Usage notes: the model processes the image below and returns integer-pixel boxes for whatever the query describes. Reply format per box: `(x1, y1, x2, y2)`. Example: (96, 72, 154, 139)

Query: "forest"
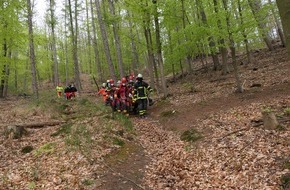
(0, 0, 290, 189)
(0, 0, 288, 97)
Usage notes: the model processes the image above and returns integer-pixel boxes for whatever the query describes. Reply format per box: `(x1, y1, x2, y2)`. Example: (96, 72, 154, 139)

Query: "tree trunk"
(94, 0, 117, 82)
(238, 0, 252, 64)
(152, 0, 168, 97)
(276, 0, 290, 58)
(0, 40, 8, 98)
(27, 0, 39, 98)
(127, 11, 138, 76)
(223, 0, 243, 93)
(64, 0, 69, 86)
(268, 0, 286, 47)
(213, 0, 229, 74)
(248, 0, 274, 51)
(90, 0, 103, 81)
(49, 0, 59, 86)
(85, 0, 92, 74)
(74, 0, 82, 90)
(181, 0, 193, 73)
(4, 48, 11, 97)
(197, 0, 220, 71)
(68, 0, 82, 91)
(168, 30, 176, 82)
(108, 0, 124, 78)
(142, 0, 155, 89)
(143, 24, 156, 90)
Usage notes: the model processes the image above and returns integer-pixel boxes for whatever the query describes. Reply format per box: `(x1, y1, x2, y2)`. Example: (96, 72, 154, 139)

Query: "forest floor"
(0, 47, 290, 190)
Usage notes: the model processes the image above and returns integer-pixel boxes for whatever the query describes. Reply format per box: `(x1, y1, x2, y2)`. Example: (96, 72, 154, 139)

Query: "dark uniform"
(133, 74, 153, 117)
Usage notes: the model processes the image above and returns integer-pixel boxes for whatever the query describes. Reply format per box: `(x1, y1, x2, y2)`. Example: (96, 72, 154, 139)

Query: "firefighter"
(116, 77, 129, 115)
(98, 83, 108, 103)
(56, 84, 64, 98)
(133, 74, 153, 118)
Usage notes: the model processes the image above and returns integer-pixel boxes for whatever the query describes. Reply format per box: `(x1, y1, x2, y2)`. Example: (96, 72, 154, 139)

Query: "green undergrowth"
(180, 128, 203, 143)
(26, 91, 137, 164)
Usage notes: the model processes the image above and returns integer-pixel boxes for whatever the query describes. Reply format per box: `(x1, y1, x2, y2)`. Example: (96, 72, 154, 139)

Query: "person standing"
(56, 84, 64, 98)
(133, 74, 153, 118)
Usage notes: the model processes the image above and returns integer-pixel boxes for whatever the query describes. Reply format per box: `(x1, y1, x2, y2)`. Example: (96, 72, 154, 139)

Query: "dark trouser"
(137, 98, 148, 116)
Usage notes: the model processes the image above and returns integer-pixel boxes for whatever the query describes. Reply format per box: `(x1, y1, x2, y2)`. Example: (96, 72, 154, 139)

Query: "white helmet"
(137, 73, 143, 78)
(102, 83, 106, 87)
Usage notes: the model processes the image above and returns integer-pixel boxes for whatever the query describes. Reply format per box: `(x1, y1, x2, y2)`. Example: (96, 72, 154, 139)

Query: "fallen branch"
(217, 126, 251, 141)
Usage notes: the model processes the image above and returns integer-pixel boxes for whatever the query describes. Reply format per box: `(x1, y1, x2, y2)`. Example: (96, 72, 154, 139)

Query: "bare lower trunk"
(94, 0, 116, 81)
(153, 0, 167, 97)
(49, 0, 59, 86)
(27, 0, 39, 98)
(223, 0, 243, 93)
(108, 0, 124, 78)
(127, 11, 138, 75)
(276, 0, 290, 58)
(248, 0, 274, 51)
(90, 0, 103, 81)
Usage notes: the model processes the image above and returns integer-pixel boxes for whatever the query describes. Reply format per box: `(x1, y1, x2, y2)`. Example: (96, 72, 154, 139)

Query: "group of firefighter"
(98, 73, 153, 118)
(56, 84, 78, 100)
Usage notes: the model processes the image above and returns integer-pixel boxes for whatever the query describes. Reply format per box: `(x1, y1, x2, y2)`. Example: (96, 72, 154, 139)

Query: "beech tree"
(27, 0, 39, 98)
(276, 0, 290, 58)
(67, 0, 82, 91)
(94, 0, 116, 82)
(47, 0, 59, 86)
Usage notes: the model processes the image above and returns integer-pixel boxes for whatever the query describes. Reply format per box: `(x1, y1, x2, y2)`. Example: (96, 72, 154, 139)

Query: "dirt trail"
(108, 48, 290, 189)
(150, 81, 290, 132)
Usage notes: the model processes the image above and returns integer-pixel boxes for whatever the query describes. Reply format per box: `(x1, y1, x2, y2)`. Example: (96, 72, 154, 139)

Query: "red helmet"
(109, 79, 114, 84)
(121, 77, 126, 83)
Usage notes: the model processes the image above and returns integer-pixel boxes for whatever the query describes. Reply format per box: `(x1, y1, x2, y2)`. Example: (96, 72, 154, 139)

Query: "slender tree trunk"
(223, 0, 243, 93)
(168, 30, 176, 82)
(248, 0, 274, 51)
(74, 0, 82, 90)
(153, 0, 167, 97)
(143, 24, 156, 89)
(0, 40, 8, 98)
(90, 0, 103, 81)
(142, 0, 155, 89)
(197, 0, 220, 71)
(175, 27, 184, 77)
(64, 0, 69, 86)
(49, 0, 59, 86)
(68, 0, 82, 91)
(271, 0, 286, 47)
(213, 0, 229, 75)
(148, 25, 159, 87)
(94, 0, 116, 81)
(276, 0, 290, 59)
(127, 10, 138, 76)
(181, 0, 193, 73)
(108, 0, 124, 78)
(238, 0, 251, 64)
(4, 48, 11, 97)
(85, 0, 92, 74)
(14, 51, 18, 91)
(27, 0, 39, 98)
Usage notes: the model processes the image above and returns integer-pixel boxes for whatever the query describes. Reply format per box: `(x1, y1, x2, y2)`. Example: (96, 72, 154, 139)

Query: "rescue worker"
(98, 83, 108, 103)
(64, 84, 78, 100)
(106, 79, 117, 111)
(133, 74, 153, 118)
(56, 84, 64, 98)
(64, 85, 72, 100)
(116, 77, 129, 115)
(70, 84, 78, 98)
